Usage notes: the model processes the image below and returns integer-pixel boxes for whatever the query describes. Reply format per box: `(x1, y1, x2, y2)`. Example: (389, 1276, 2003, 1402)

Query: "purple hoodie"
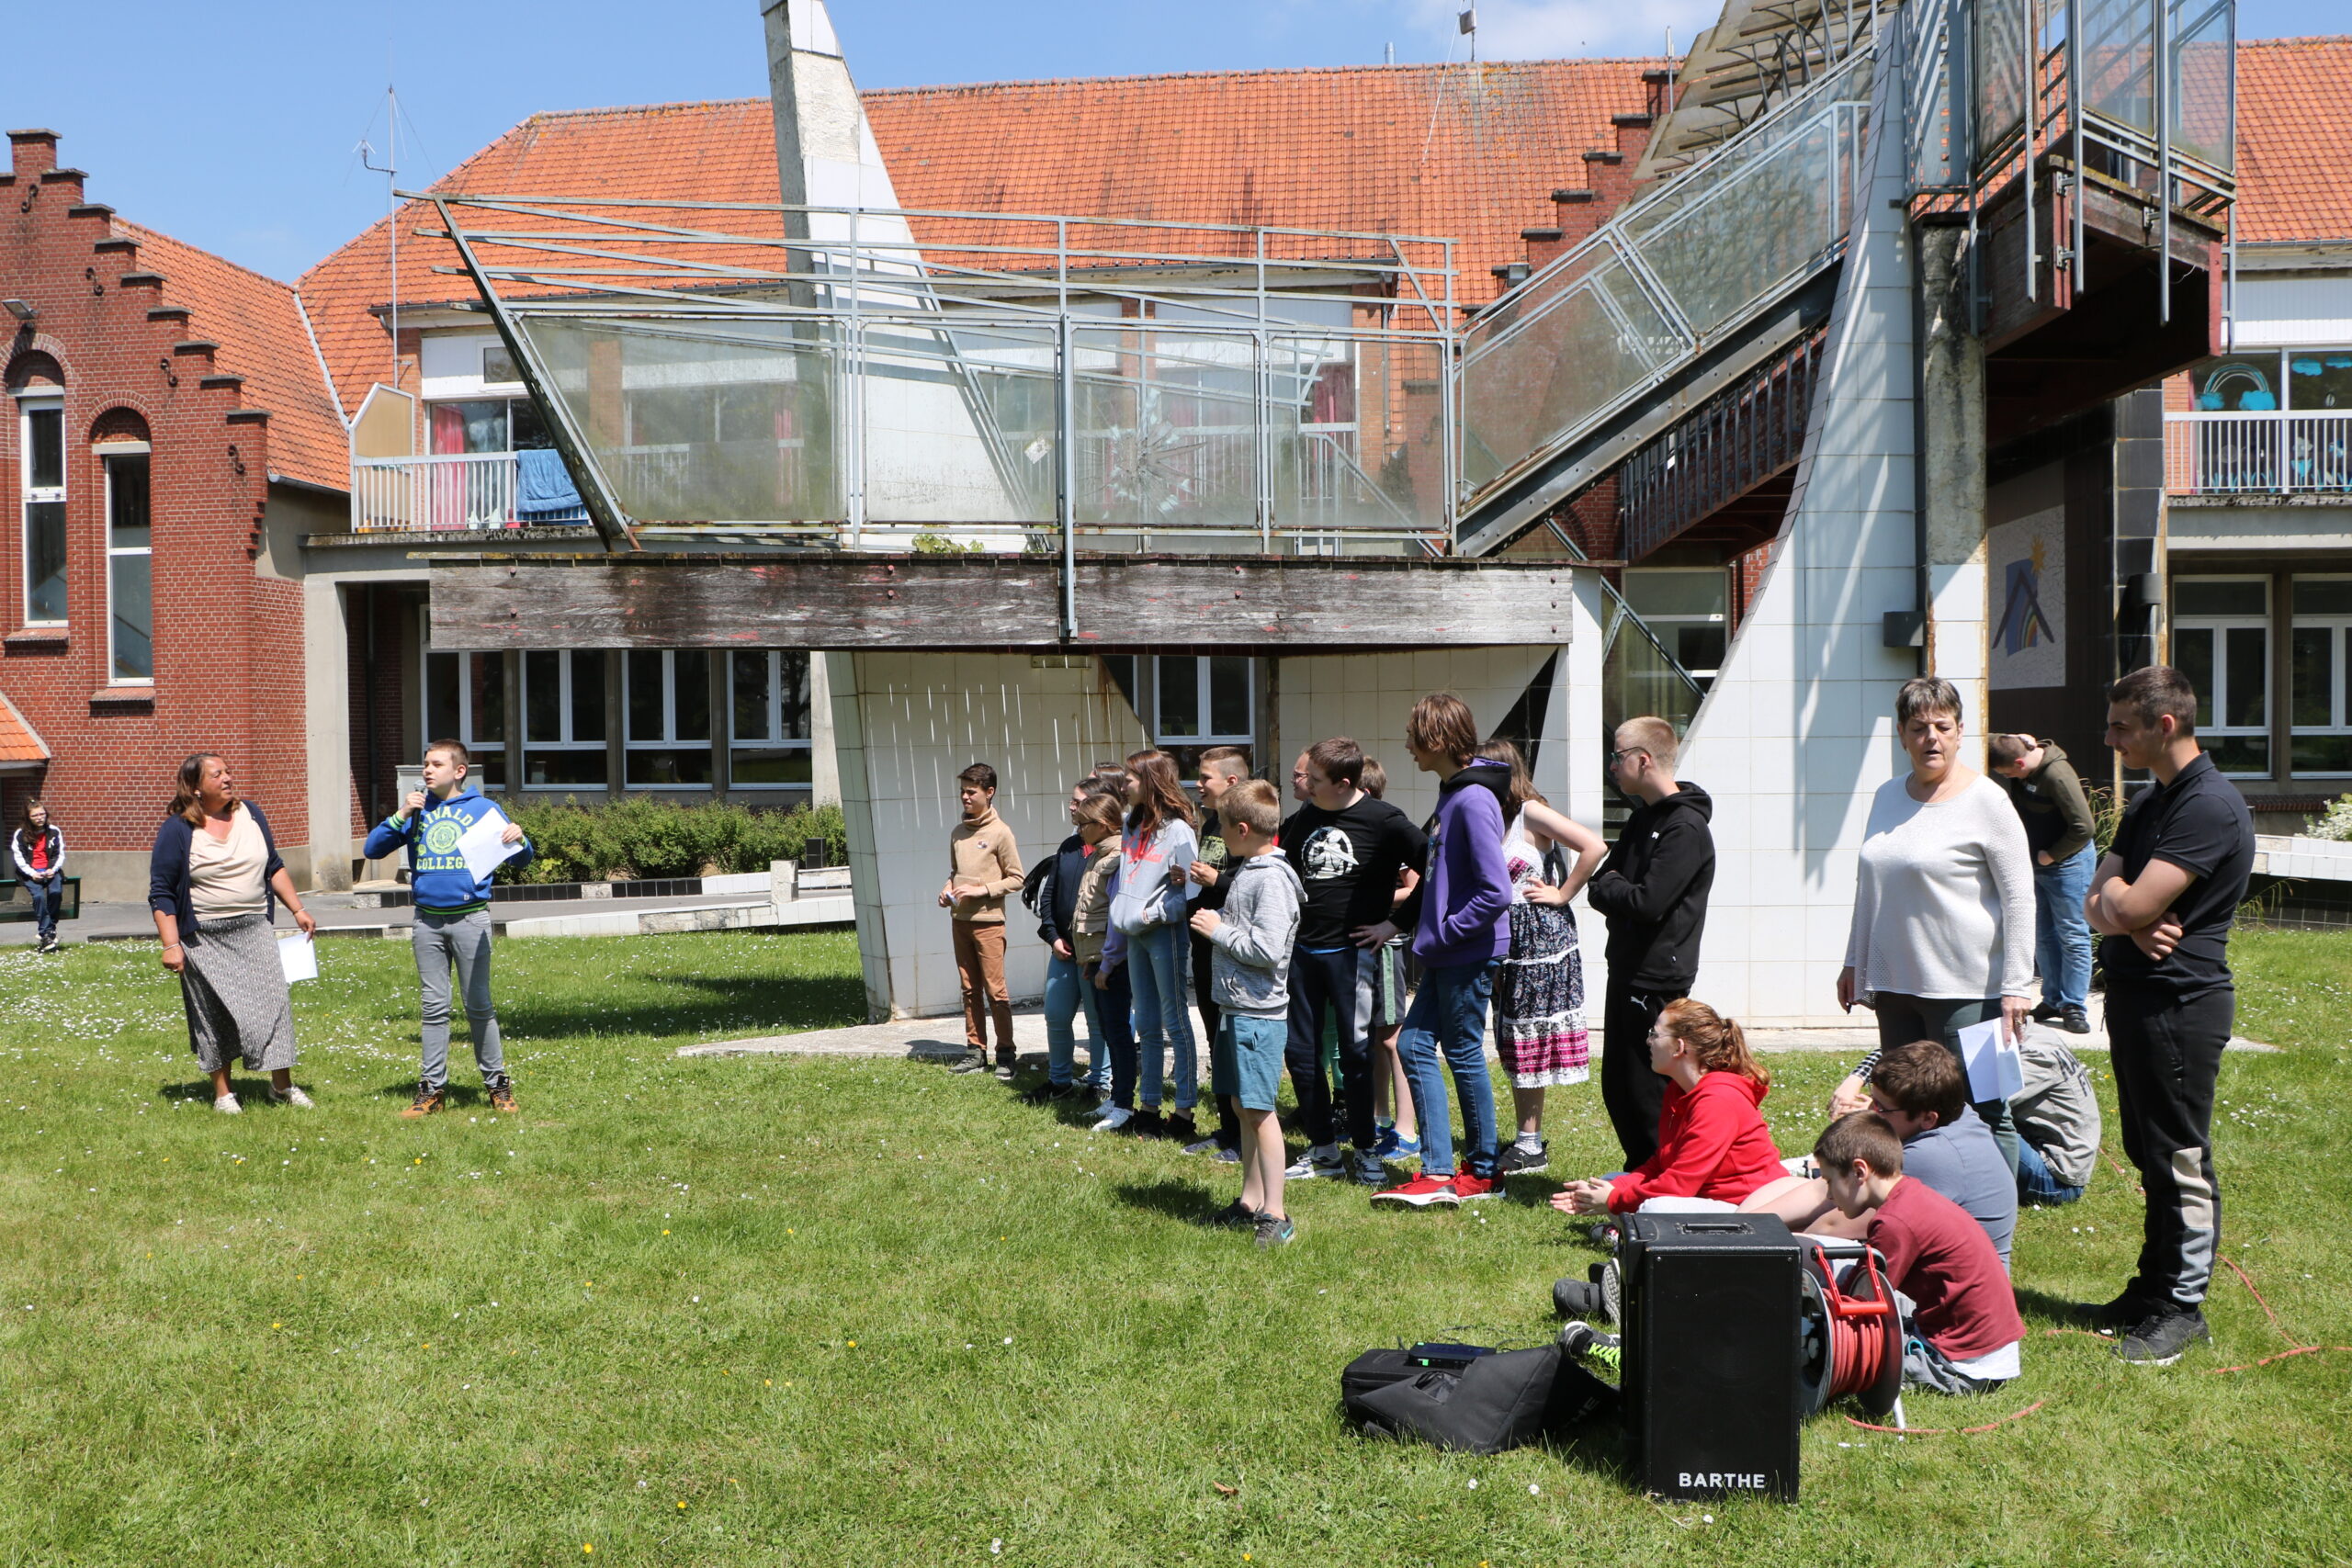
(1408, 760, 1513, 967)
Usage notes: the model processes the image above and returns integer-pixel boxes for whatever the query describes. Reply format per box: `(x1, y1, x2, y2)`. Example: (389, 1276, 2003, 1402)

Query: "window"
(1154, 655, 1253, 746)
(19, 398, 63, 624)
(1622, 568, 1730, 685)
(2290, 575, 2352, 777)
(427, 397, 551, 457)
(482, 344, 520, 386)
(2171, 576, 2268, 777)
(103, 450, 152, 682)
(625, 649, 713, 786)
(730, 650, 813, 787)
(522, 649, 610, 789)
(2287, 352, 2352, 412)
(424, 649, 511, 789)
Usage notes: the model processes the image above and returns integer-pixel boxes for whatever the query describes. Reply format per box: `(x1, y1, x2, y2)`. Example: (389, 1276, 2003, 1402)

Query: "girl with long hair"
(1549, 998, 1781, 1215)
(10, 799, 66, 953)
(1107, 750, 1202, 1140)
(1473, 739, 1607, 1177)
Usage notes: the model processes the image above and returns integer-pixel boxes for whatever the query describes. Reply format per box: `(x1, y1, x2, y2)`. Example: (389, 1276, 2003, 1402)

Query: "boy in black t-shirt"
(2077, 665, 2255, 1366)
(1280, 736, 1430, 1186)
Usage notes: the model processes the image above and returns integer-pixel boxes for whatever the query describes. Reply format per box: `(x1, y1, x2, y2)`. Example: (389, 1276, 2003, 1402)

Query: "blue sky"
(6, 0, 2338, 281)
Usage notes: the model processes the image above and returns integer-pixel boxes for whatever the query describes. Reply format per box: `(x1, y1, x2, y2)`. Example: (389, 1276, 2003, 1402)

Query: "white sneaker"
(1093, 1105, 1134, 1133)
(213, 1094, 243, 1115)
(1283, 1145, 1345, 1180)
(272, 1086, 316, 1109)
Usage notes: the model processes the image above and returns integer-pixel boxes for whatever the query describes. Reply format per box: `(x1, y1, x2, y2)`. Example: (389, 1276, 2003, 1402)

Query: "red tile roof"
(114, 220, 349, 491)
(297, 60, 1664, 417)
(2234, 37, 2352, 245)
(0, 688, 49, 766)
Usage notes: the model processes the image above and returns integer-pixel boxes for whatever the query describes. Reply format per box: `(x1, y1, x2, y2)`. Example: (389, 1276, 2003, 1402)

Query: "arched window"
(8, 352, 65, 626)
(93, 408, 153, 682)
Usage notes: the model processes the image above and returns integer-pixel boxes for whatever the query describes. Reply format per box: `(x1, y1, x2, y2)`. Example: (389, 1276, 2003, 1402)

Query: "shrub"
(2306, 793, 2352, 842)
(495, 797, 847, 885)
(2083, 783, 2127, 857)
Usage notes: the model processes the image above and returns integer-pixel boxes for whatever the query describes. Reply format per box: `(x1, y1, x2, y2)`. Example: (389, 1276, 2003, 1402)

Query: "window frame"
(1151, 654, 1255, 747)
(728, 649, 815, 791)
(623, 649, 715, 789)
(520, 649, 612, 791)
(100, 445, 153, 684)
(18, 394, 65, 626)
(2290, 573, 2352, 779)
(2170, 573, 2271, 778)
(1620, 566, 1732, 685)
(420, 641, 512, 791)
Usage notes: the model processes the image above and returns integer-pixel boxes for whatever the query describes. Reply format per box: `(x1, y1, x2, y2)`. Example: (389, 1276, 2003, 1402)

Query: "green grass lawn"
(2, 926, 2347, 1564)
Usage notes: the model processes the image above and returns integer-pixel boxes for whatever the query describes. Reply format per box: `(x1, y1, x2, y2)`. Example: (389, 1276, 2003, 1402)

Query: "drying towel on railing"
(515, 447, 586, 518)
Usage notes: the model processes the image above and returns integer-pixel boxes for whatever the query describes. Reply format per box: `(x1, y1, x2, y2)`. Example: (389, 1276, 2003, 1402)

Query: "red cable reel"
(1796, 1238, 1905, 1417)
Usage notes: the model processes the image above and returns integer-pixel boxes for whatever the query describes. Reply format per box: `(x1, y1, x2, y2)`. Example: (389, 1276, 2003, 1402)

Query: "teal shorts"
(1216, 1013, 1288, 1112)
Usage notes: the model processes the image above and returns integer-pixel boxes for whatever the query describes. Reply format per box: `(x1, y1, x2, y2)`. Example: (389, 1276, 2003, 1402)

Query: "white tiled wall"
(1674, 68, 1922, 1028)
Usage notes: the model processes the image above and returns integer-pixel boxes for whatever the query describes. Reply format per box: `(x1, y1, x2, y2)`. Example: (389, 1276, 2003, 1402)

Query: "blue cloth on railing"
(515, 448, 586, 519)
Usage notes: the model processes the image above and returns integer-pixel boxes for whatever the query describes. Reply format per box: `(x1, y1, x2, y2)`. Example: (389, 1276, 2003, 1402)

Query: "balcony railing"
(351, 451, 591, 532)
(2165, 410, 2352, 496)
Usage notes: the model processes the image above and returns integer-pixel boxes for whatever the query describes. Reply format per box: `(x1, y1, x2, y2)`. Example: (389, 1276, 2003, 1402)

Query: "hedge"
(491, 797, 847, 886)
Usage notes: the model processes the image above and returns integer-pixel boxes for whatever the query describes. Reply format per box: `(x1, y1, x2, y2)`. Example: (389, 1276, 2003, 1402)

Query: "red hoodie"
(1607, 1071, 1783, 1213)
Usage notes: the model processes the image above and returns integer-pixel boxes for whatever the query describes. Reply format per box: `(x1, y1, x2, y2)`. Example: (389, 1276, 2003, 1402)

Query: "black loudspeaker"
(1619, 1211, 1804, 1502)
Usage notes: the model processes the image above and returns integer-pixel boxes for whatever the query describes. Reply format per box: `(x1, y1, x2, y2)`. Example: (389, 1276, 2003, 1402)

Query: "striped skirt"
(180, 912, 299, 1075)
(1495, 899, 1590, 1088)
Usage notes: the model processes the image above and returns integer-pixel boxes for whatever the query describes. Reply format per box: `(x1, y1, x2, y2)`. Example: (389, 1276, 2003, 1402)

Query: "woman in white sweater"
(1833, 677, 2035, 1173)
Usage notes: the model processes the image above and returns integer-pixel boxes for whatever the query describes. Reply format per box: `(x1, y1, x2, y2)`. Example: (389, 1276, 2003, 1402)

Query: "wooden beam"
(425, 554, 1578, 654)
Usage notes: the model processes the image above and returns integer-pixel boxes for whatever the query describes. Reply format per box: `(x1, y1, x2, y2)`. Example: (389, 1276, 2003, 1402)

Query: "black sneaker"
(2117, 1308, 2211, 1365)
(1210, 1198, 1257, 1229)
(2061, 1005, 2092, 1035)
(1120, 1109, 1164, 1139)
(949, 1052, 991, 1075)
(1253, 1212, 1296, 1248)
(2030, 1002, 2064, 1024)
(2070, 1292, 2156, 1334)
(1017, 1080, 1071, 1105)
(1553, 1278, 1605, 1318)
(1557, 1321, 1621, 1381)
(1161, 1112, 1199, 1145)
(1497, 1141, 1549, 1176)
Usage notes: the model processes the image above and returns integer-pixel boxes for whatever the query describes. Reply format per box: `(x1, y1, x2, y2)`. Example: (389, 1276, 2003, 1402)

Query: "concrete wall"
(1672, 71, 1921, 1027)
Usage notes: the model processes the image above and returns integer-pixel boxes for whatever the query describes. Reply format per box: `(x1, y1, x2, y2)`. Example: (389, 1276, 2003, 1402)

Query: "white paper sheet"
(455, 806, 527, 882)
(277, 931, 319, 984)
(1957, 1015, 2024, 1102)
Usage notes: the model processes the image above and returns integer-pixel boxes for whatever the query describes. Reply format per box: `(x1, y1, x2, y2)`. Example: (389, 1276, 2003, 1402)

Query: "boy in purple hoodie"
(1371, 693, 1515, 1208)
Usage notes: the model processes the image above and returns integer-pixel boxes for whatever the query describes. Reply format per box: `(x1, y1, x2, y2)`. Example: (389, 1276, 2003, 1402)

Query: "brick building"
(0, 130, 347, 898)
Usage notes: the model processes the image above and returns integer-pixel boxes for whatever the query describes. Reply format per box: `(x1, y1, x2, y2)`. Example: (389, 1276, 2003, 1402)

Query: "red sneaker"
(1448, 1172, 1498, 1201)
(1372, 1173, 1461, 1208)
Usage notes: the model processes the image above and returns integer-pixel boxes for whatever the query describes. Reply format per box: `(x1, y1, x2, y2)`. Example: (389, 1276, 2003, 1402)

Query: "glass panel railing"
(1456, 51, 1870, 508)
(1973, 0, 2030, 164)
(2169, 0, 2234, 173)
(2078, 0, 2157, 137)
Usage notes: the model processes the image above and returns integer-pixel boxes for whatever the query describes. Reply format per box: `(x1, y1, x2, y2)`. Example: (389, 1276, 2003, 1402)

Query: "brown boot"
(400, 1085, 447, 1119)
(487, 1077, 519, 1115)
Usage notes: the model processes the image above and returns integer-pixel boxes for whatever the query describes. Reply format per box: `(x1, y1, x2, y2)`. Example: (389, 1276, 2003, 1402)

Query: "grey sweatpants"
(413, 908, 506, 1089)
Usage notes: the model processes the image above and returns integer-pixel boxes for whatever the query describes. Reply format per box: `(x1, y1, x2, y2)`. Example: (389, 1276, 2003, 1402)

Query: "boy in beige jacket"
(940, 762, 1026, 1077)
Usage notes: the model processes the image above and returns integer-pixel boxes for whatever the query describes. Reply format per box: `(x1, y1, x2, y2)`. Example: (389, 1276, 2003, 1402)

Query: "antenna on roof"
(358, 85, 399, 393)
(1385, 41, 1395, 65)
(1458, 7, 1477, 63)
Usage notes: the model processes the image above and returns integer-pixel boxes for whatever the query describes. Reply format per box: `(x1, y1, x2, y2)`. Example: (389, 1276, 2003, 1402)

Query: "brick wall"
(0, 131, 317, 875)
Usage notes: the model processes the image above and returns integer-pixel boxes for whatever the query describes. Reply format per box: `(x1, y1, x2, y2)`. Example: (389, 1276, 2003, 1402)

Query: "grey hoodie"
(1204, 852, 1305, 1020)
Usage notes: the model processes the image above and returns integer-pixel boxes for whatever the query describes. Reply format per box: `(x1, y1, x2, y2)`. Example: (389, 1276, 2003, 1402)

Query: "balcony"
(2165, 410, 2352, 498)
(350, 450, 591, 533)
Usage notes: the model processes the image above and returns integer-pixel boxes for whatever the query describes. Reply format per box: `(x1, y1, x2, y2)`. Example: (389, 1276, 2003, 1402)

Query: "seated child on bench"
(1815, 1111, 2024, 1394)
(1550, 999, 1784, 1218)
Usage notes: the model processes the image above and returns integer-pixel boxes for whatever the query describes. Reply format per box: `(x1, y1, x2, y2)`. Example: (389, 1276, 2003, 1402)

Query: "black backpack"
(1341, 1344, 1616, 1455)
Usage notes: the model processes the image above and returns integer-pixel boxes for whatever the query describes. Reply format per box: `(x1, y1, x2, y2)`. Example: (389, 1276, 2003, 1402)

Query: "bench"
(0, 876, 81, 923)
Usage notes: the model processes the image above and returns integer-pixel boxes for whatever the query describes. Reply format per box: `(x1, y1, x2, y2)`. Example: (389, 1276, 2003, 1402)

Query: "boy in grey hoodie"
(1190, 779, 1305, 1247)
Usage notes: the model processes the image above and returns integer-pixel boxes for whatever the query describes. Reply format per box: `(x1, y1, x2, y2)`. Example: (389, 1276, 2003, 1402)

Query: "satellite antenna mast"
(359, 85, 399, 390)
(1459, 6, 1477, 63)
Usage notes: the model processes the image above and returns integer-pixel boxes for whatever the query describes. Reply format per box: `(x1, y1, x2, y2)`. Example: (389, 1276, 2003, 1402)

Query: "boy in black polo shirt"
(2076, 665, 2255, 1365)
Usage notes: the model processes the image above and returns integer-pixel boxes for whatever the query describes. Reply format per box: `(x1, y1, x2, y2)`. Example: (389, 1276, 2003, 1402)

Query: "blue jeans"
(28, 874, 62, 942)
(1396, 958, 1500, 1180)
(2033, 844, 2096, 1010)
(1126, 924, 1197, 1112)
(1043, 953, 1108, 1089)
(2016, 1138, 2086, 1206)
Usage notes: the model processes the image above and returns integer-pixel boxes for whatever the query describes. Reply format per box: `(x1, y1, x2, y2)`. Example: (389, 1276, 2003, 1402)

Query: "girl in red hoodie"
(1551, 999, 1783, 1215)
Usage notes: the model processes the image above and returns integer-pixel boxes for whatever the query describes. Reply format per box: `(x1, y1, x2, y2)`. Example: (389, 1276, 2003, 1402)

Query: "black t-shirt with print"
(1194, 809, 1235, 913)
(2098, 752, 2255, 999)
(1281, 796, 1428, 949)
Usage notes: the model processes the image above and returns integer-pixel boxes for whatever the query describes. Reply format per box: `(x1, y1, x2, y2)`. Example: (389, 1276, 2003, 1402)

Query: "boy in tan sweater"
(940, 762, 1026, 1077)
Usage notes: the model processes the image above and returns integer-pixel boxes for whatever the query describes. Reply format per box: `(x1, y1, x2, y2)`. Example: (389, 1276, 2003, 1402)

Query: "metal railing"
(409, 192, 1459, 560)
(2165, 409, 2352, 495)
(350, 451, 591, 532)
(1454, 48, 1874, 514)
